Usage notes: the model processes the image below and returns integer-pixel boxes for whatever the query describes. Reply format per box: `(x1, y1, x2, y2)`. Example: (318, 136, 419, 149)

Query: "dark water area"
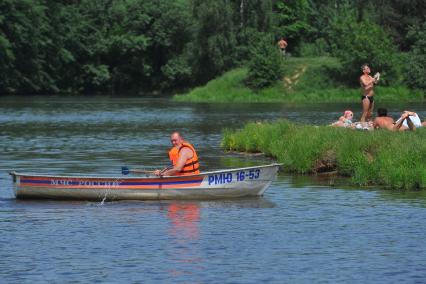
(1, 96, 426, 283)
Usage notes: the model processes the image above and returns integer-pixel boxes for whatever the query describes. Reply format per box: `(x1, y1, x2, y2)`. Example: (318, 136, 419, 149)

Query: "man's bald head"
(170, 132, 184, 147)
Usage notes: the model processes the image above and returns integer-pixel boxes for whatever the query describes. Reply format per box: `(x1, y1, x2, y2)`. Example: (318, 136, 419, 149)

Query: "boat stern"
(9, 171, 20, 197)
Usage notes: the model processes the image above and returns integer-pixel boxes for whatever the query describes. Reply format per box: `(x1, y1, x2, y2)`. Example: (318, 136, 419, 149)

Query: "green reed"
(222, 120, 426, 190)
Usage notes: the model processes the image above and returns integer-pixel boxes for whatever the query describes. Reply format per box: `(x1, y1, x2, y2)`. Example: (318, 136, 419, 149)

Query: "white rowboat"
(10, 164, 281, 201)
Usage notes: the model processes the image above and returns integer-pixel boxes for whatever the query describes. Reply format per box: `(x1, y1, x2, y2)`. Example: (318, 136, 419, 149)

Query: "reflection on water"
(168, 203, 200, 240)
(167, 202, 202, 279)
(162, 198, 277, 281)
(1, 97, 426, 283)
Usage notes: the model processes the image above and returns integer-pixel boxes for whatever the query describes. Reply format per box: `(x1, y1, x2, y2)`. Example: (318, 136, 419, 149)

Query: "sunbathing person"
(373, 108, 395, 130)
(331, 110, 353, 127)
(393, 111, 422, 131)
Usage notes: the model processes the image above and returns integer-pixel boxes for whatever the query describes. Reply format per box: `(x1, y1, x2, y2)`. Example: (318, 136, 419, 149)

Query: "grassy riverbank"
(222, 120, 426, 190)
(174, 57, 424, 103)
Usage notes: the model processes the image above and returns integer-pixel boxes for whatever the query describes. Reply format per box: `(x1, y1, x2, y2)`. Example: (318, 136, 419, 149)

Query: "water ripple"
(1, 97, 426, 283)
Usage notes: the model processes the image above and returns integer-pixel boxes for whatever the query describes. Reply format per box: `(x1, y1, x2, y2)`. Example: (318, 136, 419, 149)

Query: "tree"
(329, 16, 398, 85)
(0, 0, 58, 93)
(272, 0, 311, 53)
(190, 0, 237, 83)
(245, 34, 283, 89)
(406, 22, 426, 91)
(230, 0, 273, 62)
(370, 0, 426, 51)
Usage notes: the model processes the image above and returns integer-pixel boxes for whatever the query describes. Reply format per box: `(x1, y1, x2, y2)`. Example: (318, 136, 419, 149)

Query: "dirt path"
(282, 65, 307, 90)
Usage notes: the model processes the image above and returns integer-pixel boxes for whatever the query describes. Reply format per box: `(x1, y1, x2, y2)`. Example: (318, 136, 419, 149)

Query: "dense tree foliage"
(272, 0, 311, 53)
(190, 0, 237, 83)
(330, 18, 398, 86)
(245, 34, 283, 89)
(0, 0, 425, 95)
(406, 22, 426, 91)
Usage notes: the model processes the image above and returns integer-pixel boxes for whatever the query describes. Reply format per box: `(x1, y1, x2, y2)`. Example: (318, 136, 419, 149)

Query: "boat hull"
(10, 164, 280, 201)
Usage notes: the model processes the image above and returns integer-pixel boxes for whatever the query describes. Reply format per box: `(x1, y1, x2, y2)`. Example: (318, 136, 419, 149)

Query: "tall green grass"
(173, 57, 425, 103)
(222, 120, 426, 190)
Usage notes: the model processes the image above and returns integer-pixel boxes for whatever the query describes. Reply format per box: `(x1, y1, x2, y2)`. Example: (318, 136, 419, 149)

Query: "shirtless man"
(278, 38, 288, 57)
(360, 64, 380, 122)
(373, 108, 394, 130)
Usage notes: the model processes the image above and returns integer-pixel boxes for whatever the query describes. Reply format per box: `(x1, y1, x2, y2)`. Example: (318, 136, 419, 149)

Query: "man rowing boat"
(154, 132, 200, 176)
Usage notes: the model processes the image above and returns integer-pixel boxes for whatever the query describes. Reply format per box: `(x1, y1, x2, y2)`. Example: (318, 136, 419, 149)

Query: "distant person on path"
(278, 37, 288, 58)
(154, 132, 200, 176)
(360, 64, 380, 122)
(373, 108, 394, 130)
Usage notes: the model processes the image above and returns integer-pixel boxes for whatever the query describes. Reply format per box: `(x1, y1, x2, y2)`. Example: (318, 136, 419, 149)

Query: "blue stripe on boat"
(20, 179, 203, 186)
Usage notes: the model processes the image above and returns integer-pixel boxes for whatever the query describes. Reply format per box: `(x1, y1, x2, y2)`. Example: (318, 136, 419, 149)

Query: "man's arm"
(373, 118, 380, 129)
(406, 116, 416, 131)
(393, 112, 417, 131)
(404, 112, 417, 131)
(360, 75, 375, 88)
(393, 113, 407, 130)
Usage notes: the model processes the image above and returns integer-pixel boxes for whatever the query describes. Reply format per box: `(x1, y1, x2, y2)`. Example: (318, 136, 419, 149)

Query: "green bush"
(245, 34, 284, 89)
(406, 22, 426, 92)
(298, 38, 331, 57)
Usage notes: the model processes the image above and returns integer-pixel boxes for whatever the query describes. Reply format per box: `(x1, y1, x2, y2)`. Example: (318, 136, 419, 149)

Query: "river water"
(1, 96, 426, 283)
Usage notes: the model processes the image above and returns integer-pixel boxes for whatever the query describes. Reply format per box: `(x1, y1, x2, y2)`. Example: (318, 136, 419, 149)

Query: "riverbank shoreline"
(173, 57, 425, 103)
(222, 120, 426, 190)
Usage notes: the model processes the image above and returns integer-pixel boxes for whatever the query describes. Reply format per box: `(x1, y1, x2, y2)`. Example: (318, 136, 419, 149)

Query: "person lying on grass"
(393, 111, 425, 131)
(373, 108, 395, 130)
(331, 110, 353, 128)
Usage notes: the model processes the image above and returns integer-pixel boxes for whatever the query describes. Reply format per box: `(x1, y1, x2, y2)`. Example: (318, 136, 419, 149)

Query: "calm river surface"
(1, 96, 426, 283)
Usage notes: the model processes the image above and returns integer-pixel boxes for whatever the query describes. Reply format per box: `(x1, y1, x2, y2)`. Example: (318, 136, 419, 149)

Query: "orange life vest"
(168, 142, 200, 175)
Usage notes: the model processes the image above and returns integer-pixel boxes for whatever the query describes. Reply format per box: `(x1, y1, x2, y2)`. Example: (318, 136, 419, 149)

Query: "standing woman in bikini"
(360, 64, 380, 122)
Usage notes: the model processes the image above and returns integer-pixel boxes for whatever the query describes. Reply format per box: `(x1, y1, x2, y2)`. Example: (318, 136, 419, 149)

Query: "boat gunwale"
(9, 163, 282, 180)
